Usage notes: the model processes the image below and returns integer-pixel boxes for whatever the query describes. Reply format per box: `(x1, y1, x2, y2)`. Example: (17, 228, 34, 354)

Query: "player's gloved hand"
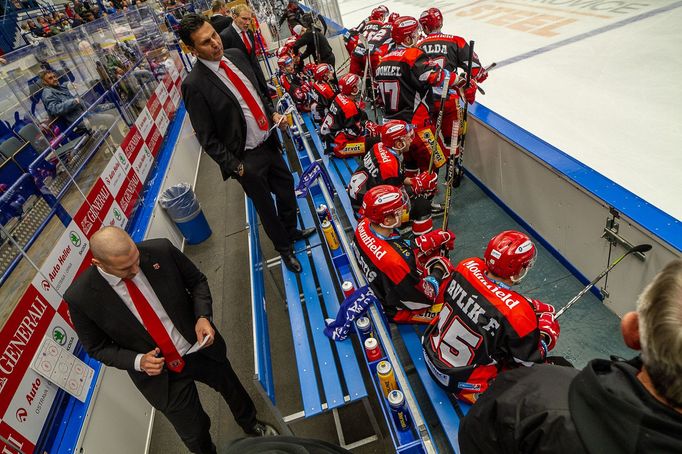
(415, 229, 456, 257)
(473, 66, 488, 83)
(412, 171, 438, 195)
(365, 121, 380, 136)
(530, 299, 555, 314)
(357, 99, 367, 110)
(464, 81, 477, 104)
(538, 312, 560, 351)
(424, 255, 455, 280)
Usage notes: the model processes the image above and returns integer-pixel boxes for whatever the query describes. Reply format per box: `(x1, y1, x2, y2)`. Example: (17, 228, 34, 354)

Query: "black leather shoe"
(290, 227, 316, 241)
(281, 253, 302, 273)
(245, 420, 279, 437)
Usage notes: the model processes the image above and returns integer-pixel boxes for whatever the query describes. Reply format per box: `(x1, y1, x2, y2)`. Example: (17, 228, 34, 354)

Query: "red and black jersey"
(311, 81, 337, 120)
(279, 72, 310, 111)
(418, 33, 482, 75)
(352, 218, 434, 319)
(375, 47, 443, 124)
(367, 24, 394, 57)
(319, 93, 367, 139)
(347, 143, 403, 211)
(352, 20, 384, 59)
(423, 257, 543, 395)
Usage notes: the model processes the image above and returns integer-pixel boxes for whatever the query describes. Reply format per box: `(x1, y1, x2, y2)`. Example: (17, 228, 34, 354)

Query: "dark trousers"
(161, 353, 257, 454)
(237, 140, 298, 254)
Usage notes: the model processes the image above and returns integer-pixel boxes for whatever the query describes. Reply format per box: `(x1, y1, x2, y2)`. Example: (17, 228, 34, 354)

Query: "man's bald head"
(91, 227, 140, 279)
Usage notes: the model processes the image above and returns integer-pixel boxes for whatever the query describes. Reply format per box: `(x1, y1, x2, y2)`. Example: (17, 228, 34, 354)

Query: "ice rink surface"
(337, 0, 682, 221)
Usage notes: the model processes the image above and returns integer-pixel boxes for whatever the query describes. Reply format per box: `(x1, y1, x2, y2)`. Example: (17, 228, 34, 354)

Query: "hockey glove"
(424, 255, 455, 280)
(464, 81, 477, 104)
(415, 229, 456, 257)
(530, 299, 555, 315)
(472, 66, 488, 83)
(538, 312, 560, 351)
(412, 171, 438, 195)
(365, 121, 381, 136)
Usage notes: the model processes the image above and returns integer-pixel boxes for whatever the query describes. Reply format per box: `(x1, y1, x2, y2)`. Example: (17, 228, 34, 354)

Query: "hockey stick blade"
(555, 243, 652, 319)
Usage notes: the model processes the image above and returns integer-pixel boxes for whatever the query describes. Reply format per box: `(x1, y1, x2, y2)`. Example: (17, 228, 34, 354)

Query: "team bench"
(299, 112, 472, 453)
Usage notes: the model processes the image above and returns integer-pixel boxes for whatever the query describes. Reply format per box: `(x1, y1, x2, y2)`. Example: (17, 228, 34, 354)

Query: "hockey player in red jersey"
(310, 63, 337, 121)
(278, 54, 311, 112)
(347, 6, 388, 76)
(418, 7, 486, 141)
(347, 120, 438, 235)
(375, 16, 449, 173)
(319, 73, 380, 158)
(422, 230, 561, 404)
(352, 185, 455, 324)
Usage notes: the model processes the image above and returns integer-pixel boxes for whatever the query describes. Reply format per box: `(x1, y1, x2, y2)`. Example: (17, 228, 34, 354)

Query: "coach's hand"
(195, 317, 215, 347)
(273, 112, 288, 131)
(141, 348, 164, 376)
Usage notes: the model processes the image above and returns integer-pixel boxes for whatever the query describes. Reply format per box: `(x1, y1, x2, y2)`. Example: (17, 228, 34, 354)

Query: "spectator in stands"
(64, 2, 75, 18)
(70, 13, 84, 27)
(25, 19, 44, 37)
(460, 259, 682, 453)
(40, 70, 117, 134)
(278, 0, 304, 34)
(64, 227, 279, 454)
(209, 0, 232, 34)
(179, 13, 314, 273)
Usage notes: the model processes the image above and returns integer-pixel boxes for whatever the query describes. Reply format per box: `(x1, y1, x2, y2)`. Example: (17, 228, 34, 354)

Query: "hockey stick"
(427, 71, 452, 173)
(358, 33, 380, 121)
(554, 243, 653, 319)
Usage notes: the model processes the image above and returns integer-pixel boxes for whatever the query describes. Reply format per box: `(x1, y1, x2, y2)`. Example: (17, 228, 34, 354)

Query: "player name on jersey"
(375, 66, 402, 77)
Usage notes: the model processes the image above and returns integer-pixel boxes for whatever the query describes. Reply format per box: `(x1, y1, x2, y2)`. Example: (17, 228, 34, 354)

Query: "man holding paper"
(65, 226, 277, 454)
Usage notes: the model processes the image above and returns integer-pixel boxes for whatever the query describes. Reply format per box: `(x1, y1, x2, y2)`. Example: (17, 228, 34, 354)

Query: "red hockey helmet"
(371, 5, 389, 21)
(380, 120, 414, 149)
(277, 46, 292, 58)
(313, 63, 334, 82)
(278, 55, 293, 69)
(419, 8, 443, 33)
(338, 73, 361, 96)
(484, 230, 537, 283)
(361, 185, 410, 227)
(387, 12, 400, 25)
(392, 16, 420, 46)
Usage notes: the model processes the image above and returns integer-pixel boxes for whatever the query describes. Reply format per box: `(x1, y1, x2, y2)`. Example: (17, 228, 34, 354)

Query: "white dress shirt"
(232, 22, 252, 50)
(97, 267, 192, 371)
(198, 56, 269, 150)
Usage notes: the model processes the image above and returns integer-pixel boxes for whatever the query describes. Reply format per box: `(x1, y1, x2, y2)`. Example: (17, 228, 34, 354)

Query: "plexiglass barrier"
(0, 6, 188, 453)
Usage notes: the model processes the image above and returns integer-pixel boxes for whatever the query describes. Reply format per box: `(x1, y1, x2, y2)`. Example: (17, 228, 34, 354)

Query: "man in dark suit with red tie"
(179, 13, 314, 272)
(219, 4, 268, 96)
(64, 227, 278, 454)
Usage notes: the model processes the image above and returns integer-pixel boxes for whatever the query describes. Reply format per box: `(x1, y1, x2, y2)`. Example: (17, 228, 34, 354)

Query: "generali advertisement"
(0, 68, 182, 452)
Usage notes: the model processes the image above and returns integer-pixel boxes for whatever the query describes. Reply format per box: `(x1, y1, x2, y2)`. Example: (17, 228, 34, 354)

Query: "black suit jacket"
(210, 14, 233, 34)
(64, 238, 227, 409)
(181, 49, 277, 181)
(219, 25, 268, 95)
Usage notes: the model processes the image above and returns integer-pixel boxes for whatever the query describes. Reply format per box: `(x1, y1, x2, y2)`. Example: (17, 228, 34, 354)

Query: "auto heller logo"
(41, 279, 51, 291)
(114, 208, 122, 221)
(16, 407, 28, 422)
(70, 231, 82, 247)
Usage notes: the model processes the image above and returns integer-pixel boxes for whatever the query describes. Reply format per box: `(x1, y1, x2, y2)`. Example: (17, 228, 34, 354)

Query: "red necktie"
(241, 30, 252, 54)
(219, 60, 268, 131)
(124, 278, 185, 373)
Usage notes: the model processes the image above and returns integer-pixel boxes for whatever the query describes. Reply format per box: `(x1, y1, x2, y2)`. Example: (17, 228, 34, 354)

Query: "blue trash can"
(159, 183, 212, 244)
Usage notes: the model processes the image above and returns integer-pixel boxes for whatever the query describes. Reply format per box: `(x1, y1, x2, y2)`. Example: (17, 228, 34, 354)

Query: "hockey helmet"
(387, 12, 400, 25)
(361, 185, 410, 227)
(392, 16, 420, 46)
(380, 120, 414, 149)
(278, 55, 293, 69)
(277, 46, 292, 58)
(371, 5, 389, 21)
(338, 73, 362, 96)
(484, 230, 537, 283)
(313, 63, 334, 81)
(419, 8, 443, 33)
